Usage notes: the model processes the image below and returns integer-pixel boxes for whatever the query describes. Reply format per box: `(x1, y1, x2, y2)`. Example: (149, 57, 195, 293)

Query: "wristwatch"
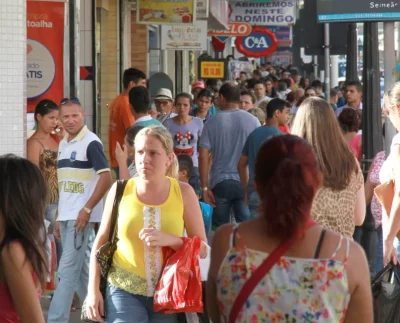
(201, 187, 209, 192)
(83, 206, 92, 214)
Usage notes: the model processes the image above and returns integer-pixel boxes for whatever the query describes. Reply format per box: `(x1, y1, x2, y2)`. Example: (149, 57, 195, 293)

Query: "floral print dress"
(217, 230, 351, 322)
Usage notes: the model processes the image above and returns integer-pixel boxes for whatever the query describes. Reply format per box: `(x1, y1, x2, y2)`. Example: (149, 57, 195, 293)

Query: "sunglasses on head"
(60, 97, 80, 105)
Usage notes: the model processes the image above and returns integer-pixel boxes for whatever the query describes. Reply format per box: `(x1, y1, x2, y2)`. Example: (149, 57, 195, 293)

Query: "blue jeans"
(212, 179, 250, 229)
(45, 202, 63, 264)
(106, 284, 177, 323)
(248, 191, 260, 219)
(48, 220, 94, 323)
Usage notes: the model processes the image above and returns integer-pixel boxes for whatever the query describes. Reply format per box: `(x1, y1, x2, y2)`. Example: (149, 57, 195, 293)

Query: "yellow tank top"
(108, 177, 184, 297)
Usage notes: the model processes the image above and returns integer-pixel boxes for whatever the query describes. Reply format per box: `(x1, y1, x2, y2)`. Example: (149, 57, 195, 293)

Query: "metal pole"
(324, 23, 330, 102)
(384, 22, 397, 155)
(69, 0, 80, 97)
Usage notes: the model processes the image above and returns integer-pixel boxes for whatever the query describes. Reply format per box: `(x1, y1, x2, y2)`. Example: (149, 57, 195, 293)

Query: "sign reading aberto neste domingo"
(317, 0, 400, 23)
(229, 1, 296, 26)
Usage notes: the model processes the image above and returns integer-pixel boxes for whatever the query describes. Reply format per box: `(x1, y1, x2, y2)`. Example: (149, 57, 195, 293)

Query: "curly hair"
(338, 108, 361, 133)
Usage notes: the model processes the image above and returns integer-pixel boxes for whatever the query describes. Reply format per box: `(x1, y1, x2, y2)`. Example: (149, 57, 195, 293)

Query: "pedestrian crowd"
(3, 63, 399, 323)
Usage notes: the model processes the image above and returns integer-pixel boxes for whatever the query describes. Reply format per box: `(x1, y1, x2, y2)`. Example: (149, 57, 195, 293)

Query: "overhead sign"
(235, 26, 278, 58)
(161, 21, 208, 50)
(229, 1, 296, 26)
(137, 0, 196, 24)
(27, 0, 64, 113)
(199, 61, 226, 79)
(317, 0, 400, 22)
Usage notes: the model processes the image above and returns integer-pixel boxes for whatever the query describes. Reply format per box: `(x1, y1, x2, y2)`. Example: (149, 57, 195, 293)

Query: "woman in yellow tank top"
(86, 125, 208, 323)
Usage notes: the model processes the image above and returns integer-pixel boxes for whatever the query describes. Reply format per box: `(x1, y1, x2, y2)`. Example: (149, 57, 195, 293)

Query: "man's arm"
(238, 154, 249, 204)
(75, 140, 112, 231)
(199, 147, 210, 190)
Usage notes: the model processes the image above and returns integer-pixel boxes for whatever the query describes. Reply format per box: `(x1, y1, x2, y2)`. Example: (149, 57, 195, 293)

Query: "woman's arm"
(181, 182, 208, 258)
(87, 182, 117, 321)
(344, 242, 373, 323)
(364, 156, 376, 206)
(206, 225, 232, 323)
(354, 174, 366, 226)
(26, 139, 42, 168)
(2, 242, 45, 323)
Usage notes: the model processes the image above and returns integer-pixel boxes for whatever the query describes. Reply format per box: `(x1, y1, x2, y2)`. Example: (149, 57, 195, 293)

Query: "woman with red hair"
(206, 135, 372, 323)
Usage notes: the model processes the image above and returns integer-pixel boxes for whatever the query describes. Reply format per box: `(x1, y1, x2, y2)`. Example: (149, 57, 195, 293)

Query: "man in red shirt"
(108, 68, 146, 178)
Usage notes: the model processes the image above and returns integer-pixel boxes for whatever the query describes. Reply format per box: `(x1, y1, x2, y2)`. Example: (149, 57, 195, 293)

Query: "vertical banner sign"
(27, 1, 64, 113)
(137, 0, 196, 24)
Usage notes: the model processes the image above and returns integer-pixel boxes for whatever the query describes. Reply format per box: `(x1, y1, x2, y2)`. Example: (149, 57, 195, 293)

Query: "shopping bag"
(154, 237, 203, 313)
(373, 263, 400, 323)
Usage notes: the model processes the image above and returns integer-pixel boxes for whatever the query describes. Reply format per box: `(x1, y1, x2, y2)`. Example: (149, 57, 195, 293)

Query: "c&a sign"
(235, 26, 278, 58)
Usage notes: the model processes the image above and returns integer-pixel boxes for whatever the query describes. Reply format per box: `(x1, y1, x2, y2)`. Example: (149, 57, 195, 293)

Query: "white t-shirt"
(58, 126, 110, 222)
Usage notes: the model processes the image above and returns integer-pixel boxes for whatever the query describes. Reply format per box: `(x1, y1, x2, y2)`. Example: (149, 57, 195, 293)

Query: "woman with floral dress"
(207, 135, 372, 323)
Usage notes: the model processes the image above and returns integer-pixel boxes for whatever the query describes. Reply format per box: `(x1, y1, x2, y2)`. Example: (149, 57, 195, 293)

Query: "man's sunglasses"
(60, 97, 80, 105)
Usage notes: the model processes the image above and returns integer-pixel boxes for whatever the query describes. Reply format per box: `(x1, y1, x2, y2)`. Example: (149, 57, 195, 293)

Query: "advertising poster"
(229, 1, 296, 26)
(267, 26, 292, 47)
(27, 0, 64, 113)
(199, 61, 225, 79)
(161, 21, 208, 50)
(137, 0, 196, 24)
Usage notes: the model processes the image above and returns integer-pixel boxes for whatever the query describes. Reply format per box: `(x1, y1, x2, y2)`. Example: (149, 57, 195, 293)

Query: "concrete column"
(0, 0, 27, 156)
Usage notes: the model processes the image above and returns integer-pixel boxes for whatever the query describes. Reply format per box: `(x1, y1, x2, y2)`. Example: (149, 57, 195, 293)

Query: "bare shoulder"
(1, 240, 29, 269)
(178, 181, 196, 198)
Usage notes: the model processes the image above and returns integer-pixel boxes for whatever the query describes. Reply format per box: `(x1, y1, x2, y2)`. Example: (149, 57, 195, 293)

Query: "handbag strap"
(228, 219, 317, 323)
(107, 180, 128, 244)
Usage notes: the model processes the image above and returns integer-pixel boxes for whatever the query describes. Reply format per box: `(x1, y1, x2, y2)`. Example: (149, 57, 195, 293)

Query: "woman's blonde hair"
(134, 125, 179, 179)
(384, 82, 400, 114)
(291, 97, 359, 191)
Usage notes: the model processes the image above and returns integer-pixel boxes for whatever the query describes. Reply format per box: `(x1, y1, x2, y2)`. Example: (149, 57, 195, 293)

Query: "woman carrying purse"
(86, 126, 208, 323)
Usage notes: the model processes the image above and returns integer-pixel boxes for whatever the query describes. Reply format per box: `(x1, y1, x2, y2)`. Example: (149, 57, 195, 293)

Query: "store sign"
(229, 1, 296, 26)
(235, 26, 278, 58)
(267, 50, 293, 66)
(137, 0, 196, 24)
(200, 61, 225, 79)
(208, 22, 251, 36)
(317, 0, 400, 22)
(161, 21, 208, 50)
(27, 0, 64, 113)
(197, 0, 209, 18)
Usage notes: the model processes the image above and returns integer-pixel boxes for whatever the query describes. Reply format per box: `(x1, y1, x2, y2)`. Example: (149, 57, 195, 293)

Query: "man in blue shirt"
(238, 98, 290, 218)
(129, 86, 162, 127)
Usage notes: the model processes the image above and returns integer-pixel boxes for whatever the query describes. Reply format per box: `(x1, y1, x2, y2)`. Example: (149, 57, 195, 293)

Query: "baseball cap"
(155, 88, 173, 101)
(191, 81, 205, 90)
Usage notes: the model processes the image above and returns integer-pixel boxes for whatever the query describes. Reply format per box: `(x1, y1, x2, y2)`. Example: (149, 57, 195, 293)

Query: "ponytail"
(166, 153, 179, 179)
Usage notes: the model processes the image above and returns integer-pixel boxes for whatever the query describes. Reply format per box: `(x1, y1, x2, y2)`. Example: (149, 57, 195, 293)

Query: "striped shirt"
(57, 126, 110, 222)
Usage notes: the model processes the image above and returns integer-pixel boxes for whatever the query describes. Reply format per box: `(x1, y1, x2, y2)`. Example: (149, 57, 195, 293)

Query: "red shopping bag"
(46, 235, 58, 291)
(154, 237, 203, 313)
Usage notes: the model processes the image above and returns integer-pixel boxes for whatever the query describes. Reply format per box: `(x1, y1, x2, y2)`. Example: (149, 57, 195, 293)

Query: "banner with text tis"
(229, 1, 296, 26)
(27, 1, 64, 113)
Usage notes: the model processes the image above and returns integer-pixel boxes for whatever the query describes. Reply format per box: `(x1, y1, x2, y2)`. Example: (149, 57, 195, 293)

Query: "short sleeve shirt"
(164, 117, 203, 167)
(58, 126, 110, 222)
(242, 126, 282, 192)
(200, 109, 260, 188)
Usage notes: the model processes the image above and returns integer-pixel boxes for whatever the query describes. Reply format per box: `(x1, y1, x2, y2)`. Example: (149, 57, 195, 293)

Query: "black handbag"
(81, 180, 128, 322)
(373, 262, 400, 323)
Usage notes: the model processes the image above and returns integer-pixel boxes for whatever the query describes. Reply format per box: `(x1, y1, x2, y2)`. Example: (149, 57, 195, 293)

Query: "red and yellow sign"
(137, 0, 195, 24)
(200, 61, 225, 79)
(27, 0, 64, 113)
